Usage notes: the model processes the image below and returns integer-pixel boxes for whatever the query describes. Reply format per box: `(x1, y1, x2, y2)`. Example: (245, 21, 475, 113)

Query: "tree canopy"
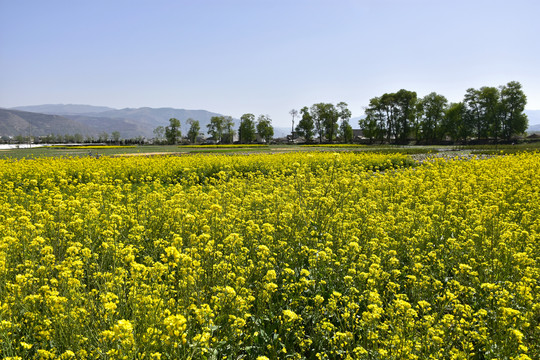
(359, 81, 528, 144)
(295, 107, 315, 142)
(165, 118, 181, 144)
(207, 116, 225, 143)
(239, 113, 256, 144)
(256, 115, 274, 144)
(301, 102, 351, 143)
(143, 81, 527, 147)
(186, 118, 200, 144)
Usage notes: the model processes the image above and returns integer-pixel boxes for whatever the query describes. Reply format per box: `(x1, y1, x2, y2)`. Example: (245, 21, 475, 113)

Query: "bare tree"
(289, 109, 298, 134)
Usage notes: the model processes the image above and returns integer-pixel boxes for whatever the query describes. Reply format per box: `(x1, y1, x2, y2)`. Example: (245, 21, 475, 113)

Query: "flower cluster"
(180, 144, 269, 148)
(0, 152, 538, 359)
(44, 145, 137, 149)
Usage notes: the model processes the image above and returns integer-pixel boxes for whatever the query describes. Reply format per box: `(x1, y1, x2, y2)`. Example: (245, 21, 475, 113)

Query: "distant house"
(352, 129, 364, 139)
(195, 132, 206, 143)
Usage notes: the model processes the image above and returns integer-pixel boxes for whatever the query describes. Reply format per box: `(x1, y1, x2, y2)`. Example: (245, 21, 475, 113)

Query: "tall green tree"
(419, 92, 448, 143)
(99, 131, 109, 143)
(499, 81, 528, 141)
(153, 126, 165, 143)
(320, 103, 339, 143)
(479, 86, 501, 141)
(412, 100, 424, 142)
(256, 115, 274, 144)
(207, 116, 225, 143)
(308, 102, 351, 143)
(358, 116, 377, 144)
(464, 88, 486, 139)
(310, 104, 325, 143)
(359, 80, 527, 145)
(337, 102, 352, 142)
(186, 118, 200, 144)
(443, 102, 468, 142)
(111, 131, 121, 144)
(339, 119, 353, 143)
(380, 93, 398, 143)
(361, 96, 386, 143)
(165, 118, 182, 144)
(222, 116, 235, 144)
(239, 113, 256, 143)
(365, 90, 416, 144)
(394, 89, 417, 144)
(295, 106, 315, 142)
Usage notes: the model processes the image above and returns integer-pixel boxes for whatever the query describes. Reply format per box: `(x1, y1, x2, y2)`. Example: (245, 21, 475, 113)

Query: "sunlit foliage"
(0, 152, 538, 359)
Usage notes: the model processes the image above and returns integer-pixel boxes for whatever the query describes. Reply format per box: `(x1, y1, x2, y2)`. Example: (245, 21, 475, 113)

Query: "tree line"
(359, 81, 528, 144)
(155, 114, 275, 145)
(294, 102, 353, 143)
(158, 80, 528, 146)
(1, 131, 144, 145)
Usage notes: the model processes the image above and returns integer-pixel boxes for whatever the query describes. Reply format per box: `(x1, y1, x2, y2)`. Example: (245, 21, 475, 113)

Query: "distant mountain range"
(0, 109, 94, 137)
(527, 110, 540, 132)
(1, 104, 539, 139)
(11, 104, 117, 115)
(525, 110, 540, 132)
(1, 104, 227, 139)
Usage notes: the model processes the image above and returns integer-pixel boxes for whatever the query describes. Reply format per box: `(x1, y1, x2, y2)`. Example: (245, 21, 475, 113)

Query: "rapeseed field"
(0, 152, 538, 359)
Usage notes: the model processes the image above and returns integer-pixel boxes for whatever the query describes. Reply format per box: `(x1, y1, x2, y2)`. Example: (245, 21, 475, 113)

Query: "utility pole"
(289, 109, 298, 136)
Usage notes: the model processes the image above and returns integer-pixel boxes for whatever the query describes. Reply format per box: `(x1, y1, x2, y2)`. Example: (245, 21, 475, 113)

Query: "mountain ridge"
(3, 105, 229, 138)
(0, 108, 95, 137)
(11, 104, 116, 115)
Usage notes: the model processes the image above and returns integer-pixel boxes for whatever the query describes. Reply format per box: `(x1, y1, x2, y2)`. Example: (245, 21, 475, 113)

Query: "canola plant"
(0, 152, 538, 359)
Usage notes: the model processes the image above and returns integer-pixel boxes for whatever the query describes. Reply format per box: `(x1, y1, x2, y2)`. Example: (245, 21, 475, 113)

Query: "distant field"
(0, 145, 184, 159)
(0, 144, 438, 159)
(0, 142, 538, 159)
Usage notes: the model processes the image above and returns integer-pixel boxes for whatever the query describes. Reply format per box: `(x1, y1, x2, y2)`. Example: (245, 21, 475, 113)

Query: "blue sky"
(1, 0, 539, 127)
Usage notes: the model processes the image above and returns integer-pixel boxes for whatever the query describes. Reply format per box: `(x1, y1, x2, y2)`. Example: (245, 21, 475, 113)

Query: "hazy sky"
(1, 0, 539, 126)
